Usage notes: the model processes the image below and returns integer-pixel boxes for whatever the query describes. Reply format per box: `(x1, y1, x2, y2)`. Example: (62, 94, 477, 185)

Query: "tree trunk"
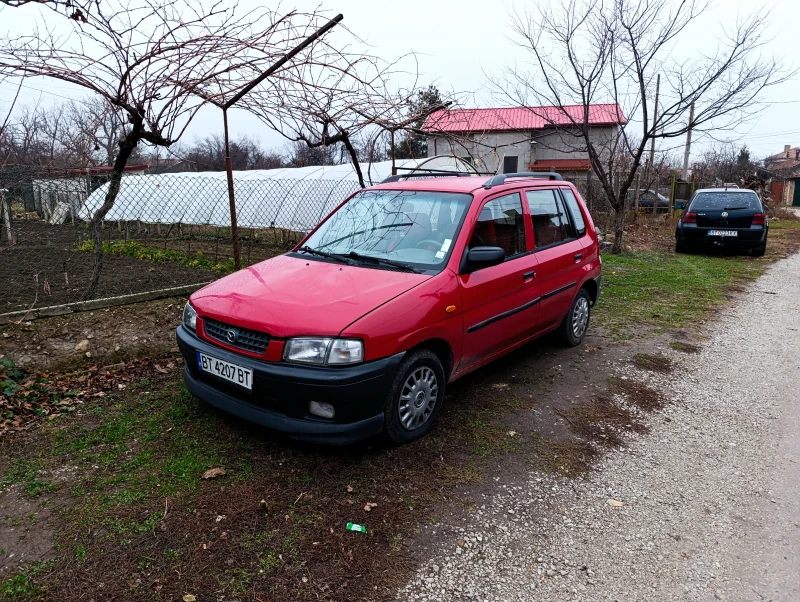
(611, 204, 626, 254)
(341, 134, 365, 188)
(83, 131, 140, 300)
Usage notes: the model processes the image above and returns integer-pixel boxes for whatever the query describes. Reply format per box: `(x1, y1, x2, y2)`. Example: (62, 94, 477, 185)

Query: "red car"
(177, 172, 602, 444)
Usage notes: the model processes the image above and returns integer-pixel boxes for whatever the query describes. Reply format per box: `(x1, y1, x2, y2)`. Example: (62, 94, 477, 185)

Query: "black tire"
(558, 288, 591, 347)
(752, 242, 766, 257)
(675, 239, 688, 254)
(382, 349, 446, 445)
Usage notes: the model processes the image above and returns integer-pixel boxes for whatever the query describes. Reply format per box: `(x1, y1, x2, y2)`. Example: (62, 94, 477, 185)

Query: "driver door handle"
(523, 270, 536, 280)
(574, 253, 583, 261)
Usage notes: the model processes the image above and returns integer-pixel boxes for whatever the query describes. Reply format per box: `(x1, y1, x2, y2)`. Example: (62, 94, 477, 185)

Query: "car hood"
(190, 254, 430, 337)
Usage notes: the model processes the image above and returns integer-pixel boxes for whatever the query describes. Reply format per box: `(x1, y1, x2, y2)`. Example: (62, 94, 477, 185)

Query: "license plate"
(197, 352, 252, 390)
(708, 230, 738, 237)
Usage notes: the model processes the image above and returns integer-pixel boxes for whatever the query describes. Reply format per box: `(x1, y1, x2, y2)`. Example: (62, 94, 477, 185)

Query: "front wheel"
(558, 289, 591, 347)
(382, 349, 446, 445)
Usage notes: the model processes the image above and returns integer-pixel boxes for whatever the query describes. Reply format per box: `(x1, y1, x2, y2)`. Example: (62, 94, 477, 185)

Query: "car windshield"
(301, 189, 472, 271)
(690, 191, 761, 211)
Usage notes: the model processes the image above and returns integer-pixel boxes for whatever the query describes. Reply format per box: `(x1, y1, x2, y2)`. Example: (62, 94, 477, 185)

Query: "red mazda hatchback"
(177, 172, 602, 444)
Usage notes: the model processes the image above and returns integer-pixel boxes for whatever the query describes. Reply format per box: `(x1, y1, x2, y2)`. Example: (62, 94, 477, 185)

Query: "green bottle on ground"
(346, 522, 366, 533)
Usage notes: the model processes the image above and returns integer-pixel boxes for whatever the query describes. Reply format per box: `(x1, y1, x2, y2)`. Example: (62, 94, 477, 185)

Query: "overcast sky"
(1, 0, 798, 160)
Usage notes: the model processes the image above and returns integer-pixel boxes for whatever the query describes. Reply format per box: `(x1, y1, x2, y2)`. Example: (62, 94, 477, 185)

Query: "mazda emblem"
(721, 211, 728, 218)
(225, 328, 238, 343)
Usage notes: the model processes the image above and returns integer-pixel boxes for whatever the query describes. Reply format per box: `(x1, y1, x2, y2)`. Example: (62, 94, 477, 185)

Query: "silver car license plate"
(197, 351, 253, 390)
(708, 230, 737, 237)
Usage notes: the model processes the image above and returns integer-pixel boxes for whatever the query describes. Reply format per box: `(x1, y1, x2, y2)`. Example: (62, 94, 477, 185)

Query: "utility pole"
(649, 74, 660, 215)
(682, 101, 695, 181)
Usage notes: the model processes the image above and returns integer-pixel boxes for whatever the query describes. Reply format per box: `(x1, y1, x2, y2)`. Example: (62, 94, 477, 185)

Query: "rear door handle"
(523, 270, 536, 280)
(574, 253, 583, 261)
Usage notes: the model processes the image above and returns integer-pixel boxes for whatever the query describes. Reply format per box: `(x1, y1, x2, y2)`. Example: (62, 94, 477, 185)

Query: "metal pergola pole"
(221, 14, 344, 270)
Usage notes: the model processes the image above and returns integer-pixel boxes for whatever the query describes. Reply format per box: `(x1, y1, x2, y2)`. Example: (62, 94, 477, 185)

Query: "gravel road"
(399, 251, 800, 602)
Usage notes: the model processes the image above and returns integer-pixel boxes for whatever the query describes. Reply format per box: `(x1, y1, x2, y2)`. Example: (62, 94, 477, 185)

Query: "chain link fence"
(0, 165, 361, 316)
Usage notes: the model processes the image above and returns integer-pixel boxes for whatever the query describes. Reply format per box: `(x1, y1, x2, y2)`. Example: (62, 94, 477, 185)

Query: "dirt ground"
(0, 308, 697, 601)
(0, 220, 289, 314)
(0, 212, 797, 600)
(0, 221, 212, 314)
(0, 297, 187, 372)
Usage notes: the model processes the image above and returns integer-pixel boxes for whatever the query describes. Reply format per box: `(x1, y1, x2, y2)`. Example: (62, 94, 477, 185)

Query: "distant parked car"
(626, 189, 670, 211)
(177, 172, 602, 445)
(675, 188, 767, 256)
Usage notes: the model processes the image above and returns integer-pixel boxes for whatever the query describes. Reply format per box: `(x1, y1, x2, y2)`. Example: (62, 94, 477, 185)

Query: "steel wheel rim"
(398, 366, 438, 431)
(572, 296, 590, 338)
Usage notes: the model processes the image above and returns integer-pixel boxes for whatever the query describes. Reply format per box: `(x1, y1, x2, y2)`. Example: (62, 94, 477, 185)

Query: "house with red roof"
(764, 145, 800, 206)
(422, 104, 626, 180)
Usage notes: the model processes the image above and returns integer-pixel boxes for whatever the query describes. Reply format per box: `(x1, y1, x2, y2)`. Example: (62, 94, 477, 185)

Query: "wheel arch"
(408, 338, 454, 381)
(581, 278, 599, 306)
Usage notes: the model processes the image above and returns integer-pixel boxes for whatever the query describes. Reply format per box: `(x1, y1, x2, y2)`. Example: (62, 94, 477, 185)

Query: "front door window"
(469, 193, 526, 258)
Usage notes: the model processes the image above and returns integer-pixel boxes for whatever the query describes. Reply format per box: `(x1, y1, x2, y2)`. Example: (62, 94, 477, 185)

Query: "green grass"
(0, 459, 58, 497)
(76, 239, 239, 273)
(594, 250, 765, 333)
(0, 561, 53, 599)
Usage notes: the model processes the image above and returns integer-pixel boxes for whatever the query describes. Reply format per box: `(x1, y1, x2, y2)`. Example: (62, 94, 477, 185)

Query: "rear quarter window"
(560, 188, 586, 236)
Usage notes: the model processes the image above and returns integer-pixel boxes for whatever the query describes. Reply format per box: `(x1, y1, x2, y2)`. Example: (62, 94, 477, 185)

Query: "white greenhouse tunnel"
(79, 156, 477, 231)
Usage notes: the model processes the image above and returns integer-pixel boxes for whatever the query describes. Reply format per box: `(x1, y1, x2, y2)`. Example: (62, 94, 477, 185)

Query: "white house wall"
(427, 126, 616, 173)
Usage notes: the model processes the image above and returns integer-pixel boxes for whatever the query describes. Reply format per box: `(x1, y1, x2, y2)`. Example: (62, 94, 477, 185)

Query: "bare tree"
(495, 0, 789, 253)
(246, 52, 454, 187)
(0, 0, 347, 298)
(0, 76, 24, 164)
(178, 134, 284, 172)
(693, 143, 757, 184)
(0, 0, 90, 21)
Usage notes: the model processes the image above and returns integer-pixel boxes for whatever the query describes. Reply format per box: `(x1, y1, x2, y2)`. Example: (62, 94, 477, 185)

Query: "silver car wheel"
(572, 296, 590, 338)
(398, 366, 438, 431)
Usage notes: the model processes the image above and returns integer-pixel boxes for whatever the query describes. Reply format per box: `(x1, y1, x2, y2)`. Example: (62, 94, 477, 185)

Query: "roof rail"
(483, 172, 563, 189)
(380, 170, 476, 184)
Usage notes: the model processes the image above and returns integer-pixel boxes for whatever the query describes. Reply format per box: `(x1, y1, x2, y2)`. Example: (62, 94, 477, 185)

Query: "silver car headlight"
(283, 338, 363, 365)
(182, 302, 197, 331)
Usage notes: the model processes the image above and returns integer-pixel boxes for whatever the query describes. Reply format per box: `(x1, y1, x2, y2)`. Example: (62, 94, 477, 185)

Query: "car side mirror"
(464, 246, 505, 272)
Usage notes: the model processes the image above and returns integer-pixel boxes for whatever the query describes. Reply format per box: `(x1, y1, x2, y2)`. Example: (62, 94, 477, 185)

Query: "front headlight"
(283, 338, 363, 365)
(182, 302, 197, 331)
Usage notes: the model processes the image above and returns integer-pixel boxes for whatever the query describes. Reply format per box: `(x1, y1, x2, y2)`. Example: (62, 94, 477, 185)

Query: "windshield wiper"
(346, 251, 421, 274)
(297, 246, 354, 265)
(723, 206, 750, 211)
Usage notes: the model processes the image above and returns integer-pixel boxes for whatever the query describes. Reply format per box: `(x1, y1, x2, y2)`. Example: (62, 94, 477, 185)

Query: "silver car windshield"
(302, 189, 472, 270)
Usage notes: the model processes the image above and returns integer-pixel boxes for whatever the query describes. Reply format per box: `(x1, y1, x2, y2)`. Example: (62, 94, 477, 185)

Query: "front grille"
(203, 318, 270, 354)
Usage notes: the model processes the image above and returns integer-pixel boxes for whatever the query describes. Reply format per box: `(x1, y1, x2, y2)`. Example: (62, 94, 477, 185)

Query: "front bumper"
(176, 325, 404, 444)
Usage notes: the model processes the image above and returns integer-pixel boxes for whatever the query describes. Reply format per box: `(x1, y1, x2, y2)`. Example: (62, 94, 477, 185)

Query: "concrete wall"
(426, 126, 616, 174)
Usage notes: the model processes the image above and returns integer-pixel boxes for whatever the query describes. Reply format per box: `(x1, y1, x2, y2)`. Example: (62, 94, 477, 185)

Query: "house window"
(503, 156, 519, 174)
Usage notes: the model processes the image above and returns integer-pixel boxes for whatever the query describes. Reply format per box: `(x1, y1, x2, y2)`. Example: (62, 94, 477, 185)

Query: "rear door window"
(690, 192, 761, 211)
(526, 189, 573, 248)
(559, 188, 586, 236)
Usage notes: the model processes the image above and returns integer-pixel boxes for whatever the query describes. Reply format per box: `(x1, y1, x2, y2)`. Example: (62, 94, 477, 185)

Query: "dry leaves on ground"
(201, 467, 226, 479)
